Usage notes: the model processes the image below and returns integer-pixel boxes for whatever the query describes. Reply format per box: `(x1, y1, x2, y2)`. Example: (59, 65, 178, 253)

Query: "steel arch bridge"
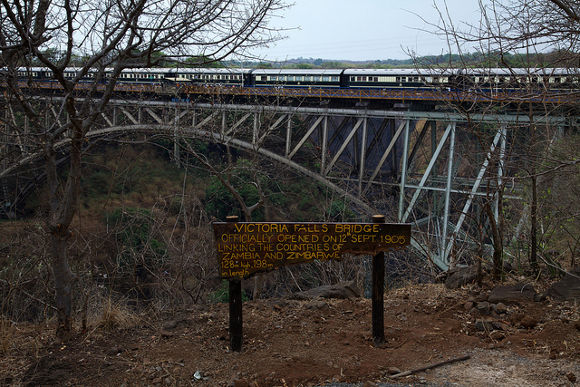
(1, 97, 575, 270)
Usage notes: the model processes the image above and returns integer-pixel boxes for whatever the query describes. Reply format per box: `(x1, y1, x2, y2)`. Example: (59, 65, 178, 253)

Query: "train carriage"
(343, 68, 456, 89)
(251, 69, 343, 88)
(450, 68, 577, 90)
(166, 68, 250, 85)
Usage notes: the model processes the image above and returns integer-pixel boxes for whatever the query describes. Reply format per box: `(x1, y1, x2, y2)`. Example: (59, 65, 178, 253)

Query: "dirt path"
(1, 283, 578, 386)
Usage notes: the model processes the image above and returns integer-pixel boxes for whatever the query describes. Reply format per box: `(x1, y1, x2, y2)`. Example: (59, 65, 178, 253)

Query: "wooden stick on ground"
(390, 354, 471, 378)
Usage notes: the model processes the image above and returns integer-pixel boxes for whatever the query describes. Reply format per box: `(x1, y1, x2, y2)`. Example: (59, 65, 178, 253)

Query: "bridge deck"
(5, 80, 579, 105)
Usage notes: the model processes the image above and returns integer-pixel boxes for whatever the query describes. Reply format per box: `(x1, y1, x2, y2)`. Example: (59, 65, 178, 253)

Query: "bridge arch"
(0, 123, 376, 216)
(2, 99, 575, 270)
(91, 124, 377, 214)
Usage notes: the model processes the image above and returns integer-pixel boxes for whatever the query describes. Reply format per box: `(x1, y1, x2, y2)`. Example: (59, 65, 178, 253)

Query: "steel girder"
(1, 98, 576, 270)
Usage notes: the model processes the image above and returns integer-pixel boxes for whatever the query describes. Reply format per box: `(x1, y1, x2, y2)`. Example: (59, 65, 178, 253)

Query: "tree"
(423, 0, 579, 276)
(0, 0, 286, 337)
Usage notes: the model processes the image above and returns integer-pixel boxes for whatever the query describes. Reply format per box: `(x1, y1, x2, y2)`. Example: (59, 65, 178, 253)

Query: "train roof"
(454, 67, 577, 75)
(343, 68, 457, 76)
(343, 67, 578, 76)
(251, 69, 344, 76)
(161, 67, 252, 74)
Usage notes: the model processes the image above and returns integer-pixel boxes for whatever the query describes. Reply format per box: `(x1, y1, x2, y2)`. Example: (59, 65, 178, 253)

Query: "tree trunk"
(50, 230, 74, 337)
(530, 174, 538, 273)
(484, 201, 503, 280)
(46, 112, 83, 338)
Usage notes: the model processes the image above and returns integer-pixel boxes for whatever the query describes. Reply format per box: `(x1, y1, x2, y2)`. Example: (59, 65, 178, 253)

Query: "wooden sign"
(213, 222, 411, 279)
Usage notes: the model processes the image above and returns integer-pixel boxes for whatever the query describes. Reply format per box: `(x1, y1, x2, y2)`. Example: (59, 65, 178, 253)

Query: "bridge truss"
(0, 97, 574, 270)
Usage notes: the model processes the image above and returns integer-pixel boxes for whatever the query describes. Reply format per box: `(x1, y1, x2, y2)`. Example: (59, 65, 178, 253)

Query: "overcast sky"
(252, 0, 483, 61)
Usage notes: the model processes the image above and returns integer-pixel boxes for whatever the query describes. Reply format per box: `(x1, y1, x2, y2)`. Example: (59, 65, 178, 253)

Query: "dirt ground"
(1, 283, 579, 386)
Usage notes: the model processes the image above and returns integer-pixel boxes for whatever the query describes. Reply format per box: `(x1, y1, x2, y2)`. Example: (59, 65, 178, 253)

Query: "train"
(7, 66, 579, 92)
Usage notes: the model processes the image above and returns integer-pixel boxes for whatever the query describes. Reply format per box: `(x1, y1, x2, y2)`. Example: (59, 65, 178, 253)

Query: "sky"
(252, 0, 484, 62)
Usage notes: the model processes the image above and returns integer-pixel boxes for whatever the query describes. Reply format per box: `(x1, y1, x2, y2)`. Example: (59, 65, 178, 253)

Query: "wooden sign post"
(225, 215, 243, 352)
(371, 214, 386, 345)
(213, 217, 411, 351)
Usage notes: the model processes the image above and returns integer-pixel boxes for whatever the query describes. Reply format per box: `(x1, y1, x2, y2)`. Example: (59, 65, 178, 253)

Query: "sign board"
(213, 222, 411, 279)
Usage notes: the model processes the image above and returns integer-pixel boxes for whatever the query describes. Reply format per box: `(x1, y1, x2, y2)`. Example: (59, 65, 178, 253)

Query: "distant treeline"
(20, 49, 577, 69)
(229, 50, 578, 69)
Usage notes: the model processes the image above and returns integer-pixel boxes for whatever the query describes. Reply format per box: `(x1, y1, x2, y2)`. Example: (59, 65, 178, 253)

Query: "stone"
(159, 330, 175, 338)
(491, 320, 510, 331)
(445, 265, 479, 289)
(386, 367, 401, 375)
(162, 320, 179, 330)
(490, 331, 506, 341)
(519, 316, 538, 329)
(476, 301, 491, 314)
(534, 292, 548, 302)
(475, 319, 494, 331)
(464, 301, 474, 311)
(305, 300, 329, 310)
(509, 312, 525, 325)
(488, 283, 537, 303)
(546, 267, 580, 302)
(475, 319, 509, 332)
(494, 302, 508, 314)
(290, 280, 360, 300)
(106, 347, 123, 355)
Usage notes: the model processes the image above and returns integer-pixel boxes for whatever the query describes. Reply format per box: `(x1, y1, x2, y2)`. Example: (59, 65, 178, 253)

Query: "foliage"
(183, 56, 225, 68)
(326, 199, 356, 222)
(204, 159, 267, 221)
(209, 280, 249, 303)
(106, 207, 167, 268)
(226, 50, 576, 69)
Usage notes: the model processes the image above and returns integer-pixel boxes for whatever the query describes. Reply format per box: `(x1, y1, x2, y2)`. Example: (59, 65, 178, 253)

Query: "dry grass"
(98, 297, 140, 331)
(0, 318, 14, 355)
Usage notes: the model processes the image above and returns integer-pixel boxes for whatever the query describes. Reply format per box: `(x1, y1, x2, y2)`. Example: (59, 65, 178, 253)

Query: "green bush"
(209, 280, 249, 303)
(106, 207, 167, 275)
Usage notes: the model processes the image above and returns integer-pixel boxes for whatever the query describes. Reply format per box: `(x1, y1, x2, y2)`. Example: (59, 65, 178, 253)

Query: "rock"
(463, 301, 474, 311)
(519, 316, 538, 329)
(445, 265, 479, 289)
(475, 319, 509, 332)
(534, 292, 548, 302)
(490, 331, 506, 341)
(272, 299, 291, 309)
(160, 329, 175, 338)
(491, 321, 510, 331)
(493, 302, 508, 314)
(475, 319, 494, 331)
(290, 280, 360, 300)
(386, 367, 401, 375)
(305, 300, 329, 310)
(162, 320, 178, 330)
(488, 283, 537, 303)
(106, 347, 123, 355)
(546, 267, 580, 301)
(509, 312, 525, 326)
(232, 380, 250, 387)
(476, 301, 491, 314)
